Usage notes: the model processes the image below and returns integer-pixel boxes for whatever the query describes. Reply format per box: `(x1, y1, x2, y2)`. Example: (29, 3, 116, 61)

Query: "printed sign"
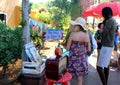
(25, 43, 41, 63)
(44, 29, 62, 40)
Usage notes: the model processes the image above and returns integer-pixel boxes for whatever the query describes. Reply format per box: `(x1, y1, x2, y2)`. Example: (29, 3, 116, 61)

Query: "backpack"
(87, 30, 97, 56)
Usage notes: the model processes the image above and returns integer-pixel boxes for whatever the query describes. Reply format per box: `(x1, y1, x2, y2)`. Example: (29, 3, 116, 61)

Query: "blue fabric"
(29, 18, 36, 28)
(63, 49, 69, 56)
(87, 30, 93, 56)
(114, 34, 119, 44)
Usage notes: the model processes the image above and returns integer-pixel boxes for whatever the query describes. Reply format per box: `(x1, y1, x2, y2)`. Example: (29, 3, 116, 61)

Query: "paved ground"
(18, 48, 120, 85)
(71, 51, 120, 85)
(82, 65, 120, 85)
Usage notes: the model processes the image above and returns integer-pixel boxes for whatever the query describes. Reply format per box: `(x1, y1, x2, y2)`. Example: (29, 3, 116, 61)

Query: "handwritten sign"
(44, 29, 62, 40)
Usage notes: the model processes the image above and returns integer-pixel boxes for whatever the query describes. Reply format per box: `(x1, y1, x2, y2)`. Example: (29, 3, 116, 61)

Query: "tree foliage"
(47, 0, 83, 34)
(71, 0, 82, 18)
(48, 0, 71, 28)
(37, 12, 52, 23)
(0, 21, 22, 73)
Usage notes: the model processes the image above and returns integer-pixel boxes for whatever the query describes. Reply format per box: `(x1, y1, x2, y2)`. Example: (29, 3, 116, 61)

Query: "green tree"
(37, 12, 52, 23)
(48, 0, 83, 26)
(48, 0, 71, 28)
(0, 21, 22, 73)
(71, 0, 82, 19)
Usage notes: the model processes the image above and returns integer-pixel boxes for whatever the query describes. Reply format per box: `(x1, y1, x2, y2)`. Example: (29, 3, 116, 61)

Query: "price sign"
(44, 29, 62, 40)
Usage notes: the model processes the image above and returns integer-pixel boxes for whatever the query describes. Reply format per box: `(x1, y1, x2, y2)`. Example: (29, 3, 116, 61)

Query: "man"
(97, 7, 117, 85)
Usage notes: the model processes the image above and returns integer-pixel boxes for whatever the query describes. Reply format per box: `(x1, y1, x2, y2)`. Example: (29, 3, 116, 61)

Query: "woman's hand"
(96, 39, 101, 43)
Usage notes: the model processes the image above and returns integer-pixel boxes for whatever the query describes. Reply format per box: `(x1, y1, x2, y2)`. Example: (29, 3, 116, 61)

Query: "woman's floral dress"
(68, 41, 88, 77)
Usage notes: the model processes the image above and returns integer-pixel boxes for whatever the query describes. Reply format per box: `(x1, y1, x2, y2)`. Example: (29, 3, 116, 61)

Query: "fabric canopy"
(82, 1, 120, 18)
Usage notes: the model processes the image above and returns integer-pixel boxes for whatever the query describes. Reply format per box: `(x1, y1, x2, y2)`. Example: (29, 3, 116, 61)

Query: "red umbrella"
(82, 4, 99, 17)
(82, 1, 120, 18)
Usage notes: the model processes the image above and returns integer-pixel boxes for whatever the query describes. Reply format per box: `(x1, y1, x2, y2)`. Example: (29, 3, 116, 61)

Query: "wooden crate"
(19, 71, 45, 85)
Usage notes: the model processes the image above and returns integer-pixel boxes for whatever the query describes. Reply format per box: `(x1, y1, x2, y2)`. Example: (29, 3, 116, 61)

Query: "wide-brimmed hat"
(70, 17, 87, 31)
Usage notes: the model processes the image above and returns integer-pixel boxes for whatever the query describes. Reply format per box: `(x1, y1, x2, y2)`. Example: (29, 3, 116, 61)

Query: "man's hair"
(102, 7, 113, 19)
(98, 23, 103, 28)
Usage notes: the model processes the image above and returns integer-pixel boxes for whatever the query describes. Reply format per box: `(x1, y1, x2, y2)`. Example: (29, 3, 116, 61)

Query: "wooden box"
(45, 56, 68, 80)
(19, 71, 45, 85)
(22, 61, 45, 74)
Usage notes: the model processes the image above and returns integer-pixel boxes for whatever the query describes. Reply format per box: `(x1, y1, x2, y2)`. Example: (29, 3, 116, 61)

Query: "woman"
(97, 7, 117, 85)
(113, 26, 120, 62)
(94, 22, 103, 64)
(66, 17, 90, 85)
(113, 25, 120, 71)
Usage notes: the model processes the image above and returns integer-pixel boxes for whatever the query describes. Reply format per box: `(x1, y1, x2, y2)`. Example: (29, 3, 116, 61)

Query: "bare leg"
(70, 76, 77, 85)
(104, 67, 109, 85)
(96, 49, 100, 65)
(97, 66, 107, 85)
(117, 57, 120, 71)
(113, 50, 117, 60)
(77, 76, 82, 85)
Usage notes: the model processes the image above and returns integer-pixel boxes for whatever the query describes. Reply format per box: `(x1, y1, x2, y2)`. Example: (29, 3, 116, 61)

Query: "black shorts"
(114, 43, 118, 51)
(97, 43, 102, 49)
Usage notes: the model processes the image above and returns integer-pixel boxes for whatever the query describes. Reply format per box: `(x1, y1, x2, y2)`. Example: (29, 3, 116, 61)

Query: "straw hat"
(70, 17, 87, 31)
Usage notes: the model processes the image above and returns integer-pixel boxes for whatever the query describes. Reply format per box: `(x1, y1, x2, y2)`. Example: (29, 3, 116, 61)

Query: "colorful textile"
(68, 41, 88, 77)
(46, 72, 72, 85)
(114, 34, 119, 44)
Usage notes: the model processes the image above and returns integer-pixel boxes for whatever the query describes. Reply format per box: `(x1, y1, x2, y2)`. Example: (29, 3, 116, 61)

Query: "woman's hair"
(102, 7, 113, 20)
(115, 25, 119, 32)
(76, 25, 87, 32)
(98, 23, 103, 28)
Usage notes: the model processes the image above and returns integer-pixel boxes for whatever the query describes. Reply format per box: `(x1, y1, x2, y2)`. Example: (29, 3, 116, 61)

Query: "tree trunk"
(22, 0, 30, 61)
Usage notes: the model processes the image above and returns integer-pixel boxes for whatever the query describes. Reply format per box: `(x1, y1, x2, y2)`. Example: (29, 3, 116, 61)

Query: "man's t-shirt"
(102, 18, 117, 47)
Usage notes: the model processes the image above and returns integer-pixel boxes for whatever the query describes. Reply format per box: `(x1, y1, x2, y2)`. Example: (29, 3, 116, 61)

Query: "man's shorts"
(98, 46, 114, 68)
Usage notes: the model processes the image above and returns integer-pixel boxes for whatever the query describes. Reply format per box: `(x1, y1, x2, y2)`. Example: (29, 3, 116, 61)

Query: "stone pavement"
(71, 51, 120, 85)
(83, 65, 120, 85)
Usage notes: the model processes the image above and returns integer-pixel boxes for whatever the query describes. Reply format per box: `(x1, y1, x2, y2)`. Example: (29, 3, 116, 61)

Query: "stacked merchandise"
(22, 43, 45, 74)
